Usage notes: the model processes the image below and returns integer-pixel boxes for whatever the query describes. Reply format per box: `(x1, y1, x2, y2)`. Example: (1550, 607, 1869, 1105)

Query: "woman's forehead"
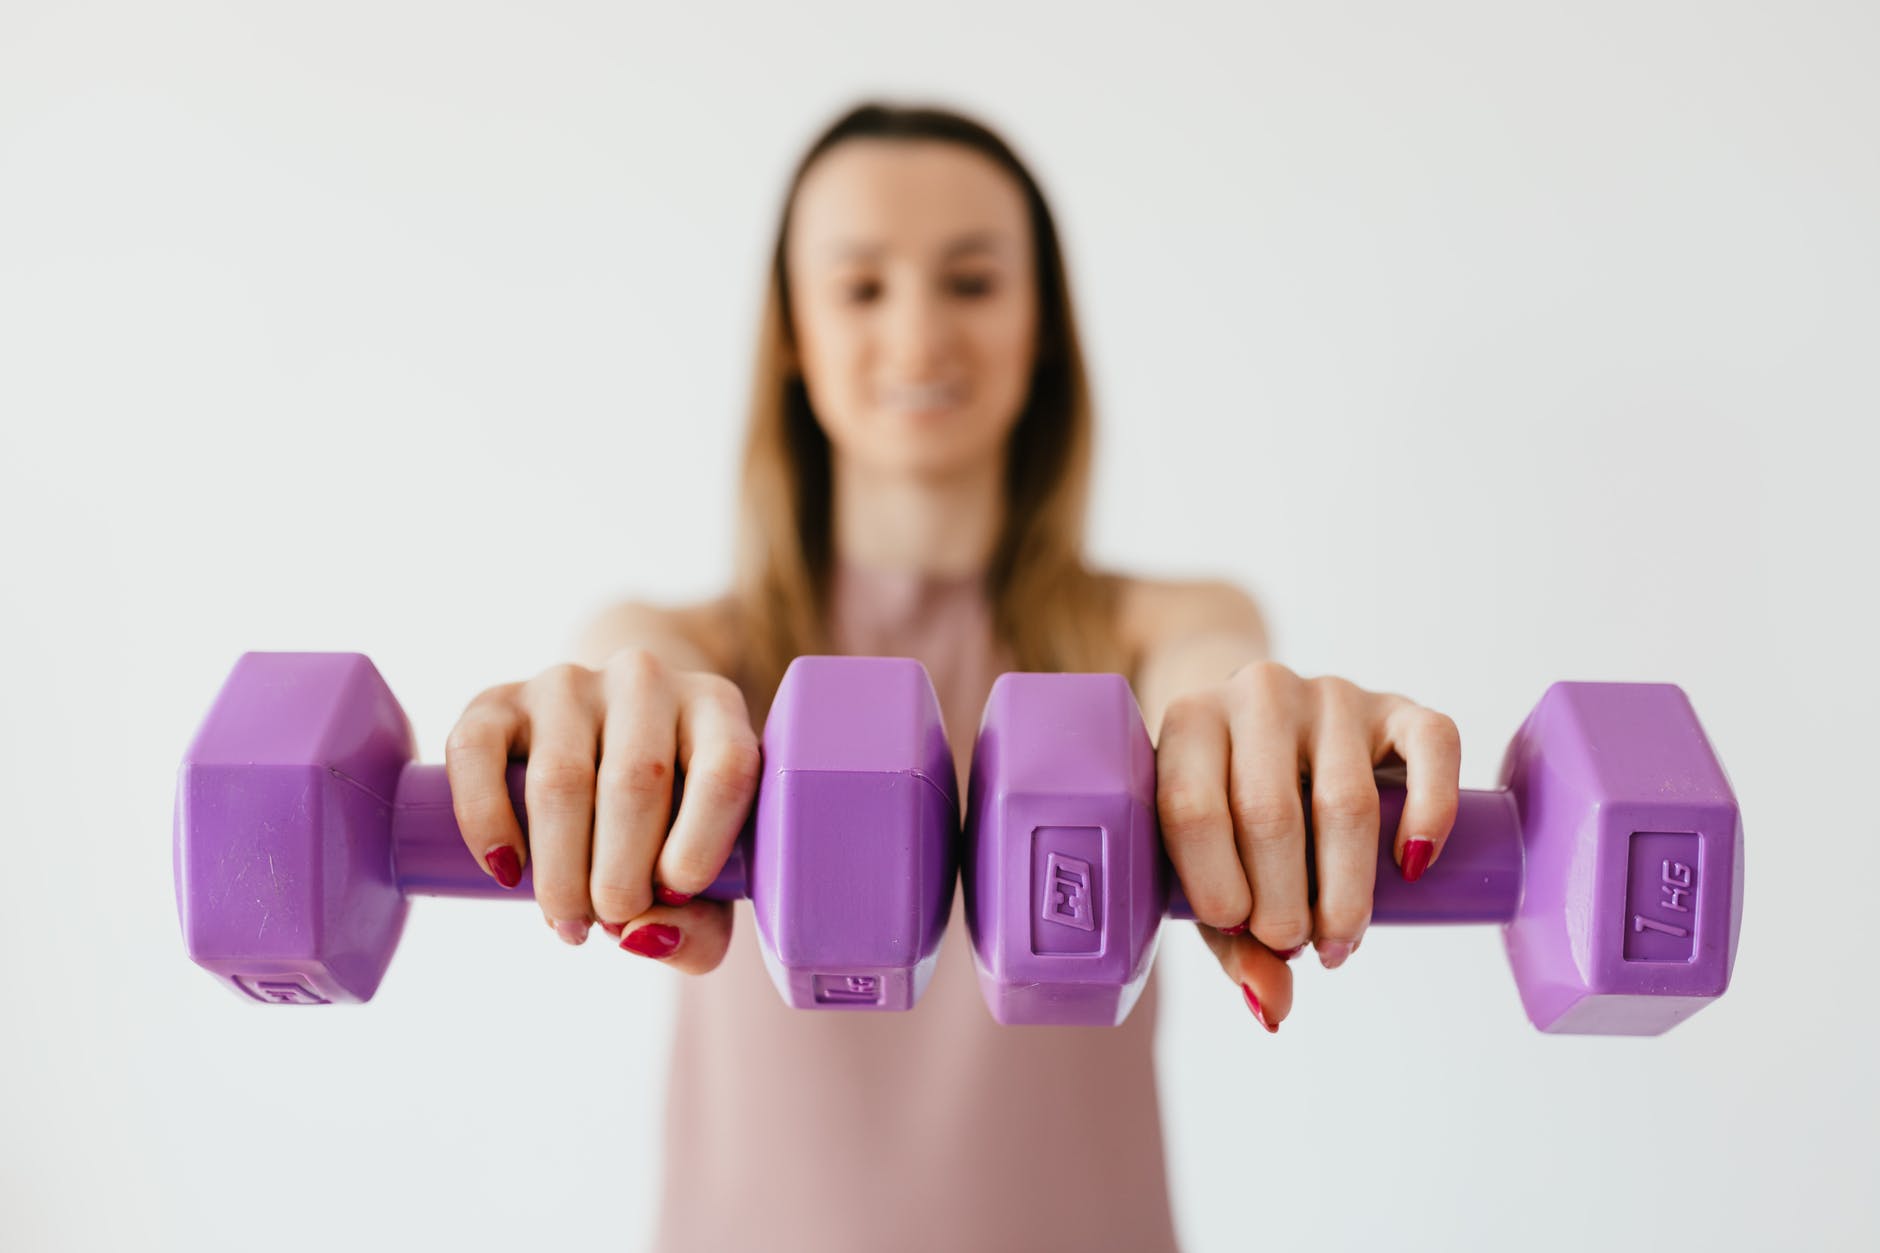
(788, 140, 1030, 264)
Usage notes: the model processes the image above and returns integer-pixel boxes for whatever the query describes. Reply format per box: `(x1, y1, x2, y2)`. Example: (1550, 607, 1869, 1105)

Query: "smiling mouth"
(880, 381, 965, 413)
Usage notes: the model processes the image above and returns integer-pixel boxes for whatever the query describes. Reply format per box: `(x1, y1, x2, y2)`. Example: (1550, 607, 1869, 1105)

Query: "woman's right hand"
(444, 647, 763, 971)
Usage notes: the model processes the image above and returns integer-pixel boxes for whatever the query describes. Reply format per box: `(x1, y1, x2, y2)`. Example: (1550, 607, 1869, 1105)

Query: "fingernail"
(484, 846, 522, 889)
(554, 918, 590, 946)
(1276, 944, 1306, 962)
(1220, 921, 1247, 936)
(1317, 940, 1354, 969)
(1240, 983, 1278, 1033)
(1401, 838, 1435, 883)
(599, 921, 625, 938)
(621, 923, 682, 960)
(655, 885, 694, 907)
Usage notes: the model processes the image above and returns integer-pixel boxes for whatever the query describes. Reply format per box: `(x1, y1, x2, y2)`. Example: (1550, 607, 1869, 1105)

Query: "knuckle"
(694, 740, 762, 800)
(1230, 791, 1302, 846)
(1159, 784, 1226, 842)
(1316, 898, 1372, 938)
(598, 752, 674, 802)
(445, 706, 511, 755)
(530, 757, 597, 804)
(1422, 707, 1462, 749)
(696, 671, 750, 710)
(538, 896, 591, 924)
(604, 645, 666, 687)
(443, 723, 488, 759)
(455, 790, 517, 833)
(1308, 674, 1361, 705)
(532, 874, 590, 920)
(1312, 780, 1379, 825)
(660, 842, 724, 892)
(466, 679, 516, 704)
(1253, 912, 1313, 948)
(590, 878, 652, 920)
(1184, 879, 1245, 924)
(532, 661, 592, 696)
(1161, 690, 1214, 728)
(1233, 659, 1296, 695)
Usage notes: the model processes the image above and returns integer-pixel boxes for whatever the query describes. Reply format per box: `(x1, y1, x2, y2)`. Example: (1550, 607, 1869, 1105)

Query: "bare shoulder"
(1112, 572, 1270, 659)
(574, 590, 743, 675)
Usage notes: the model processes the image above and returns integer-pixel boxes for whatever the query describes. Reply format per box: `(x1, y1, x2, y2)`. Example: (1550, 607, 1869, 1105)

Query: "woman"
(446, 102, 1462, 1252)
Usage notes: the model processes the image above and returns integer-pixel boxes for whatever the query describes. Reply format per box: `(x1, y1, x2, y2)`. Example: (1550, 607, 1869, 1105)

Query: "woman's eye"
(949, 273, 994, 297)
(844, 280, 882, 304)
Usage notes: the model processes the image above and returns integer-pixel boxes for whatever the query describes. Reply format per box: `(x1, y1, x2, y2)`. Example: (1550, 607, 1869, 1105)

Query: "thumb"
(605, 897, 735, 974)
(1196, 923, 1297, 1033)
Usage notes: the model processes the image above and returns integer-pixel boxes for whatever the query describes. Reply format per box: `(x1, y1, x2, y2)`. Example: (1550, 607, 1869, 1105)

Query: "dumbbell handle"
(390, 762, 750, 900)
(393, 765, 1513, 921)
(1163, 783, 1520, 925)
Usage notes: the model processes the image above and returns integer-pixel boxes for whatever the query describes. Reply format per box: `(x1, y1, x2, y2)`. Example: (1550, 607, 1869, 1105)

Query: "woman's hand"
(1155, 661, 1462, 1032)
(444, 647, 762, 971)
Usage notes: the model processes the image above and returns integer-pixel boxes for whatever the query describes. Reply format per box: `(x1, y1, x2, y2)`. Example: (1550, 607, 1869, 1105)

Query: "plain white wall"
(3, 1, 1875, 1249)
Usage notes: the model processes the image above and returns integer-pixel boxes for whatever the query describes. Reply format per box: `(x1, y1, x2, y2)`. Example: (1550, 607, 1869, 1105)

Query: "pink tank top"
(648, 556, 1180, 1252)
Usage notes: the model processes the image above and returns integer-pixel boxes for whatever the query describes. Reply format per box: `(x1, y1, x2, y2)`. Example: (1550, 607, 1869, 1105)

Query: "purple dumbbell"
(174, 652, 959, 1009)
(963, 673, 1744, 1034)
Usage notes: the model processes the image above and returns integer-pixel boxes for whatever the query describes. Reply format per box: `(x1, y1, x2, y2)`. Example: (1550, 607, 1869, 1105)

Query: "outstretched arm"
(1128, 578, 1271, 740)
(1126, 575, 1462, 1035)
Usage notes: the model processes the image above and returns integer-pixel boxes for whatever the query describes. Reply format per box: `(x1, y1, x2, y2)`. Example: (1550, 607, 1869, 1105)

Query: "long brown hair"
(730, 102, 1129, 715)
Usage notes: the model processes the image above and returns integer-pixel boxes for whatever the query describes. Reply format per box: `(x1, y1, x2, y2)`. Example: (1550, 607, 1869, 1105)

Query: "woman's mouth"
(881, 381, 965, 415)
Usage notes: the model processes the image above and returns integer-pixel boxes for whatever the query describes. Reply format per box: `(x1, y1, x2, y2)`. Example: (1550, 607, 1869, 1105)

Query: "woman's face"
(784, 138, 1040, 480)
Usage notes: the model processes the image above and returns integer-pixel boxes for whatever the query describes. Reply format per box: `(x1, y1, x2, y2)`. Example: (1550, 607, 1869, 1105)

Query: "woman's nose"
(883, 285, 953, 375)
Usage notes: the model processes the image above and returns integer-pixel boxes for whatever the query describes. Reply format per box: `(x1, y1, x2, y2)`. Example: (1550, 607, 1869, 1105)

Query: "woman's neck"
(830, 452, 1005, 579)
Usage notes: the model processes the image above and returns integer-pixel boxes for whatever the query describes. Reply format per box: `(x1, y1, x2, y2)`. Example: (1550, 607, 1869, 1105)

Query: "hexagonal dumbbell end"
(173, 652, 424, 1004)
(1493, 682, 1743, 1034)
(748, 655, 961, 1010)
(962, 672, 1165, 1027)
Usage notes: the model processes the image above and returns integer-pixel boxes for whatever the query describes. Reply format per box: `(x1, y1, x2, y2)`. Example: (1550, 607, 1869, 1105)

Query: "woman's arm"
(1124, 577, 1272, 741)
(1127, 573, 1461, 1034)
(572, 595, 740, 675)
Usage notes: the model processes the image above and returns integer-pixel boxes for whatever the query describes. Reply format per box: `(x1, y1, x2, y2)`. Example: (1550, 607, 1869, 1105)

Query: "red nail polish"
(1221, 922, 1247, 936)
(484, 846, 522, 889)
(599, 921, 624, 938)
(621, 924, 682, 959)
(655, 885, 694, 907)
(1241, 983, 1278, 1033)
(1402, 839, 1434, 883)
(1276, 944, 1305, 962)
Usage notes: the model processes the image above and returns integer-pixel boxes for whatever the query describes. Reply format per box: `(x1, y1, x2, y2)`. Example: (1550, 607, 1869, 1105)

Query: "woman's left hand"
(1155, 661, 1462, 1032)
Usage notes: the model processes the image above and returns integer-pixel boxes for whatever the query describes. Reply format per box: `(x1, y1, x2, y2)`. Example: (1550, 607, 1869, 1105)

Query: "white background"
(3, 2, 1876, 1249)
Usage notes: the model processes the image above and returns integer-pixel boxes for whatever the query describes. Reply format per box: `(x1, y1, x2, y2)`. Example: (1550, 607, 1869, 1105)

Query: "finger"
(1155, 692, 1249, 931)
(521, 665, 602, 945)
(1303, 679, 1381, 969)
(589, 652, 681, 927)
(656, 673, 763, 898)
(602, 896, 737, 974)
(1195, 924, 1296, 1034)
(445, 686, 527, 888)
(1224, 663, 1312, 954)
(1381, 701, 1463, 882)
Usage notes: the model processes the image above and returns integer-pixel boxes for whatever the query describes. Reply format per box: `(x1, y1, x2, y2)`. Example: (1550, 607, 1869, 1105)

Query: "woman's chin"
(857, 437, 1005, 481)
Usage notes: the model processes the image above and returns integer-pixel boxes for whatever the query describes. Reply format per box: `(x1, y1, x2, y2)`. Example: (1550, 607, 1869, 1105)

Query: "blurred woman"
(447, 102, 1461, 1252)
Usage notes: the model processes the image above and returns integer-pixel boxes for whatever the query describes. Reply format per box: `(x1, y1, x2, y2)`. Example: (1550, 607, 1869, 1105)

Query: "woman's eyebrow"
(942, 231, 1012, 260)
(822, 231, 1015, 263)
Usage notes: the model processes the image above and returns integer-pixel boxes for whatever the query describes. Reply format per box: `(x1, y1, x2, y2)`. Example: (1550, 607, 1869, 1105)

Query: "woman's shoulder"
(574, 590, 742, 675)
(1109, 570, 1269, 659)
